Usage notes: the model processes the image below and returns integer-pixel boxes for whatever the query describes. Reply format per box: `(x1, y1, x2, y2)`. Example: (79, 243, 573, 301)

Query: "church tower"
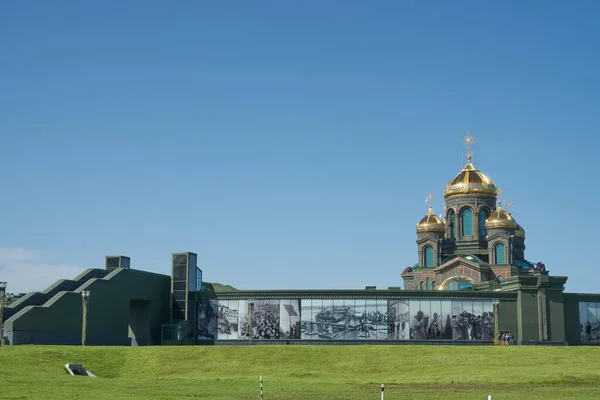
(441, 132, 497, 261)
(402, 132, 535, 290)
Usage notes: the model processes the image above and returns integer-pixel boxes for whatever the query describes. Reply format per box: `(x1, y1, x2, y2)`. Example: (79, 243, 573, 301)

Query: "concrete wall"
(4, 268, 171, 345)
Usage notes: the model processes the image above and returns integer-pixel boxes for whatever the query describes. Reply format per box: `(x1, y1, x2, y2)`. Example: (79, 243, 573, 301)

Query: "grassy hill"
(0, 345, 599, 399)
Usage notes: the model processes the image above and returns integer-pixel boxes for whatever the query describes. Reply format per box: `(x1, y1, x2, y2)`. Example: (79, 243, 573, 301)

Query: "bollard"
(260, 376, 263, 400)
(381, 384, 384, 400)
(488, 396, 491, 400)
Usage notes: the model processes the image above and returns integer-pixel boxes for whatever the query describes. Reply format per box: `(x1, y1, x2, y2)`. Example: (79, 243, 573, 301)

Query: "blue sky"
(1, 1, 599, 294)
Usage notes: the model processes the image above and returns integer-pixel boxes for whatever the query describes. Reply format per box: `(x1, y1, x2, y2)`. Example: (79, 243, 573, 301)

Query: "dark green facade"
(2, 252, 600, 346)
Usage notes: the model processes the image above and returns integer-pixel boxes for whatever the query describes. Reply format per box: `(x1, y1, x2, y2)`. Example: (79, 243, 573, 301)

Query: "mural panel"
(239, 299, 280, 340)
(198, 299, 218, 339)
(217, 300, 239, 340)
(280, 299, 301, 339)
(200, 297, 496, 342)
(387, 299, 410, 340)
(580, 302, 600, 343)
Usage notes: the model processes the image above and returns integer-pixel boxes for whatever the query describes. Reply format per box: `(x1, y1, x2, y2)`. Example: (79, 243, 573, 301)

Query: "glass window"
(424, 246, 434, 267)
(188, 265, 196, 292)
(480, 209, 488, 237)
(495, 243, 505, 264)
(426, 277, 431, 290)
(448, 210, 456, 238)
(462, 209, 473, 236)
(419, 281, 424, 290)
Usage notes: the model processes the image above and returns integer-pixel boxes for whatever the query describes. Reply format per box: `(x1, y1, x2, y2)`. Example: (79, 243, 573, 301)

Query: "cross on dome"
(461, 131, 477, 162)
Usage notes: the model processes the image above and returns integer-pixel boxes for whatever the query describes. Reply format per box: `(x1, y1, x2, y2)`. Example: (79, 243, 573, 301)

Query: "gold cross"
(426, 193, 433, 210)
(461, 130, 477, 162)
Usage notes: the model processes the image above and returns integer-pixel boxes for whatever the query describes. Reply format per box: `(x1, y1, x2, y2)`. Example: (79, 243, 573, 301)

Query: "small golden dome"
(417, 206, 446, 233)
(485, 206, 517, 229)
(443, 159, 498, 199)
(515, 223, 526, 238)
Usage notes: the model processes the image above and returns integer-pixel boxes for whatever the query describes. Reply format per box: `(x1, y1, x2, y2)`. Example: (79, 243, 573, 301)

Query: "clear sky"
(1, 1, 599, 294)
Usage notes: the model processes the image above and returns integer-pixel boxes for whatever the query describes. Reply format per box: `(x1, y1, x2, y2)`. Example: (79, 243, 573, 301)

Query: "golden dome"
(485, 206, 516, 229)
(515, 223, 526, 238)
(417, 206, 446, 233)
(443, 159, 498, 199)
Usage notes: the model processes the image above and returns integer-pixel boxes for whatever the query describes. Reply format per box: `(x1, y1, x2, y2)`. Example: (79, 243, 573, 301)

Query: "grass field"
(1, 345, 599, 399)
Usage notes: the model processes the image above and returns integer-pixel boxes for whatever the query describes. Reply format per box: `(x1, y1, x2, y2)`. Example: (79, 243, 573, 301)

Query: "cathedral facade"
(402, 134, 536, 291)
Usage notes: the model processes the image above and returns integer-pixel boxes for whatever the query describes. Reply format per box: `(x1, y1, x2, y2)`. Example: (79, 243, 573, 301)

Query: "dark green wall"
(498, 299, 518, 339)
(5, 268, 171, 345)
(517, 290, 540, 342)
(547, 290, 565, 342)
(563, 294, 581, 345)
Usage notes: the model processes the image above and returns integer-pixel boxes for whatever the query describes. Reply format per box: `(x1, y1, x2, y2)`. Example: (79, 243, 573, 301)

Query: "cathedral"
(4, 132, 599, 346)
(402, 133, 539, 291)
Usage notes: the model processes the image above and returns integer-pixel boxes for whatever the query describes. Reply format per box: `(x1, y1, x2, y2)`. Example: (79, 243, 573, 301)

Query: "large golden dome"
(485, 206, 516, 229)
(443, 160, 498, 199)
(417, 206, 446, 233)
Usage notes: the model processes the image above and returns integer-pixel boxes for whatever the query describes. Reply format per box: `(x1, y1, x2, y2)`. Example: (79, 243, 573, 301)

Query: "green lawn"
(0, 345, 599, 399)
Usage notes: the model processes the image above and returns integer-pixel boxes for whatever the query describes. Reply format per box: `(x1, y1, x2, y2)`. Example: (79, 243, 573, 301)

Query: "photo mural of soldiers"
(198, 297, 496, 342)
(579, 302, 600, 343)
(299, 299, 388, 340)
(407, 300, 494, 341)
(239, 300, 280, 340)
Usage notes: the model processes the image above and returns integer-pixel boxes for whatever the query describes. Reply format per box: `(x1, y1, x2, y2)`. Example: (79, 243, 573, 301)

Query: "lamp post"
(81, 291, 91, 346)
(0, 282, 6, 345)
(247, 299, 254, 346)
(492, 299, 500, 344)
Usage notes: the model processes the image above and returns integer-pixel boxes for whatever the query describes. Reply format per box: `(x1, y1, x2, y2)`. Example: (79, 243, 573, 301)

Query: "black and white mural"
(408, 300, 494, 341)
(217, 300, 239, 340)
(239, 299, 280, 340)
(198, 299, 218, 339)
(201, 298, 496, 341)
(280, 299, 301, 339)
(387, 300, 410, 340)
(300, 299, 388, 340)
(579, 301, 600, 343)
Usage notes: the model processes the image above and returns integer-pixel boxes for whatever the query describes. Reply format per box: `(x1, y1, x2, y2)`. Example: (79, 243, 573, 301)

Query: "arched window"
(462, 209, 473, 236)
(495, 243, 505, 264)
(432, 281, 436, 290)
(426, 277, 432, 290)
(448, 210, 456, 238)
(424, 246, 434, 267)
(498, 275, 502, 281)
(479, 209, 488, 237)
(419, 281, 424, 290)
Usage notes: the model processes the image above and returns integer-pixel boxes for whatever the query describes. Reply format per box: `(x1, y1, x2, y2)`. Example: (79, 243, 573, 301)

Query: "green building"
(2, 134, 599, 346)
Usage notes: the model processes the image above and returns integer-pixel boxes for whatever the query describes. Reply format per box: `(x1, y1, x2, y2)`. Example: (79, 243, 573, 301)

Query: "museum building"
(2, 135, 599, 346)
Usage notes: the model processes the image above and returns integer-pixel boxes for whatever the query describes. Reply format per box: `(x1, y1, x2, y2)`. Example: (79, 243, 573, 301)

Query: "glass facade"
(201, 298, 495, 341)
(579, 301, 600, 343)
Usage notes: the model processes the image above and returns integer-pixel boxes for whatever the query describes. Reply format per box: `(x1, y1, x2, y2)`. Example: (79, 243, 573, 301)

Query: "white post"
(488, 396, 492, 400)
(260, 376, 263, 400)
(381, 384, 384, 400)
